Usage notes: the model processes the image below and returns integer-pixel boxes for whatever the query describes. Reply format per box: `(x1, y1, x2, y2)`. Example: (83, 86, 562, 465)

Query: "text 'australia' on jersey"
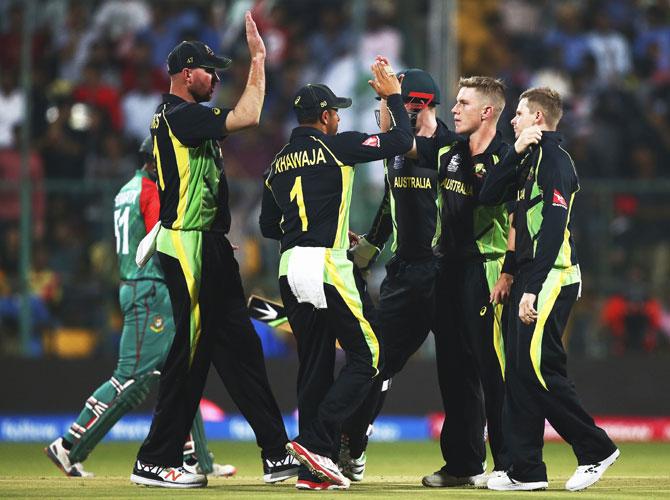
(114, 170, 163, 281)
(434, 130, 511, 261)
(366, 119, 450, 261)
(150, 93, 231, 232)
(260, 94, 414, 252)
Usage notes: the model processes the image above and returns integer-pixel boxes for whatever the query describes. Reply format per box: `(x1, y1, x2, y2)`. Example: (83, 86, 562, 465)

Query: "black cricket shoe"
(130, 459, 207, 488)
(263, 453, 300, 483)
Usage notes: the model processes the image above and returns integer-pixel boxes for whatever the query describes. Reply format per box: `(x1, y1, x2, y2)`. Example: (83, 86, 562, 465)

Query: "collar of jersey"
(291, 126, 326, 139)
(472, 130, 505, 162)
(538, 131, 563, 145)
(162, 93, 187, 104)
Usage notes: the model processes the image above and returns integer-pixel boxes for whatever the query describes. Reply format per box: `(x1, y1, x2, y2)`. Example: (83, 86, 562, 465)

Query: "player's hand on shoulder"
(514, 125, 542, 154)
(244, 11, 266, 61)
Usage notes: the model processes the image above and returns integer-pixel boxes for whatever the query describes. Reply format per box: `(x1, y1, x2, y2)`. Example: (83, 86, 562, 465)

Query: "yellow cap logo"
(320, 100, 327, 108)
(294, 96, 301, 105)
(213, 107, 221, 115)
(480, 306, 487, 316)
(186, 56, 194, 64)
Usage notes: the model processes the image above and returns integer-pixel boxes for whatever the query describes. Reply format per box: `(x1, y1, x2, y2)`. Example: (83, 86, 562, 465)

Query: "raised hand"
(245, 11, 266, 62)
(368, 61, 401, 99)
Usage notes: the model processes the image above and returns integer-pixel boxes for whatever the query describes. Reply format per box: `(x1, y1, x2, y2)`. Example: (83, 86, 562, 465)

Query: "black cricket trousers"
(504, 270, 616, 482)
(138, 231, 288, 466)
(433, 257, 508, 476)
(342, 255, 439, 457)
(279, 251, 380, 457)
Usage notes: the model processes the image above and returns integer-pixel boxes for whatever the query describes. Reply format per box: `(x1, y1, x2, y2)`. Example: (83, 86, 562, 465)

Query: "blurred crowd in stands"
(0, 0, 669, 358)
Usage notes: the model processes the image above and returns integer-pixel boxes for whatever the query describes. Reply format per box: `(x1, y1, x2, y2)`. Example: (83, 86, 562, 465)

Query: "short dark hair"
(520, 87, 563, 128)
(297, 110, 321, 125)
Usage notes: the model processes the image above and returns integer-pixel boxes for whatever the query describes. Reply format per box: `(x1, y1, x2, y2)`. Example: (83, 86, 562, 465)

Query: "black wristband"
(501, 250, 517, 276)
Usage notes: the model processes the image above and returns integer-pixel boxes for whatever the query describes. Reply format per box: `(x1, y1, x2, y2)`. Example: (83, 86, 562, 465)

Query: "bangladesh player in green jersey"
(45, 137, 235, 479)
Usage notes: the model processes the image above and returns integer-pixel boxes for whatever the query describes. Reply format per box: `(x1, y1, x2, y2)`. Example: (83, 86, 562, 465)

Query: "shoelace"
(137, 461, 166, 475)
(266, 456, 291, 467)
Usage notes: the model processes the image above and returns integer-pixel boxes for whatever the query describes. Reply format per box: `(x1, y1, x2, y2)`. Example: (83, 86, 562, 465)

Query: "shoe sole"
(488, 481, 548, 491)
(421, 476, 474, 487)
(263, 465, 301, 483)
(286, 442, 348, 487)
(44, 446, 75, 478)
(296, 480, 348, 490)
(130, 473, 207, 488)
(566, 448, 621, 492)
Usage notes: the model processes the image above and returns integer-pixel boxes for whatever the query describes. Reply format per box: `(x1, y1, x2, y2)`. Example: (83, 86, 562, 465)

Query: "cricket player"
(420, 77, 514, 487)
(45, 137, 234, 479)
(341, 67, 447, 482)
(259, 63, 413, 489)
(130, 13, 298, 489)
(480, 87, 619, 492)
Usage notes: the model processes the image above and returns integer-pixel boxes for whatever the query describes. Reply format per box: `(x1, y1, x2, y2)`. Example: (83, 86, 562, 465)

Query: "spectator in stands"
(0, 73, 24, 149)
(0, 126, 45, 238)
(601, 267, 662, 355)
(73, 62, 123, 131)
(121, 68, 162, 145)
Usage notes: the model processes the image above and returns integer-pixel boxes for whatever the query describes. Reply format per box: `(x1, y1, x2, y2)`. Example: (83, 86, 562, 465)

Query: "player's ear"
(319, 109, 329, 125)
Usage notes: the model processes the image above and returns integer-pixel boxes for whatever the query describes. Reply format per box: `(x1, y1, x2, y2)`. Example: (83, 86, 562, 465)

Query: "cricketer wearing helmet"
(341, 67, 447, 482)
(45, 137, 234, 479)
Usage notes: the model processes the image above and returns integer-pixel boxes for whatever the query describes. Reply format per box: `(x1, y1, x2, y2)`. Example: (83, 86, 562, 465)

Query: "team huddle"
(44, 11, 619, 492)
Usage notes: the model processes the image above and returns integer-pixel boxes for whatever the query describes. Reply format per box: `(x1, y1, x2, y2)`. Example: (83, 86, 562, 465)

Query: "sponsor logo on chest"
(447, 153, 461, 173)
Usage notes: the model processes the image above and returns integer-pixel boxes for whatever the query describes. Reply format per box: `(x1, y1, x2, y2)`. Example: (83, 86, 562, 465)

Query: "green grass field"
(1, 441, 669, 498)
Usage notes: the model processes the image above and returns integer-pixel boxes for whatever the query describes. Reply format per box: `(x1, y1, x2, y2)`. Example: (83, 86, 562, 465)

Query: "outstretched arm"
(225, 12, 267, 133)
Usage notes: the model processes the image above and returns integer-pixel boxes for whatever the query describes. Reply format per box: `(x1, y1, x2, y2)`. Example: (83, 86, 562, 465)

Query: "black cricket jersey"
(366, 119, 450, 261)
(260, 94, 413, 252)
(479, 132, 580, 295)
(151, 94, 232, 232)
(430, 130, 511, 261)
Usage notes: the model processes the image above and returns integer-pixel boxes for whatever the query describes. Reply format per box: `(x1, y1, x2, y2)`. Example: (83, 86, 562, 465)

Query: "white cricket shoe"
(565, 448, 620, 491)
(473, 470, 506, 488)
(487, 471, 548, 491)
(183, 459, 237, 478)
(338, 435, 366, 481)
(44, 437, 94, 478)
(131, 460, 207, 488)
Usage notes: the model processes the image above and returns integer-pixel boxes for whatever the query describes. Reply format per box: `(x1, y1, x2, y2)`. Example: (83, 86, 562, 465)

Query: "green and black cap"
(167, 40, 232, 75)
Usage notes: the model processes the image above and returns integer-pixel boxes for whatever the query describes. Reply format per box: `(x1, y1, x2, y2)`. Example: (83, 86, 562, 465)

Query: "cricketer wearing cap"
(45, 137, 234, 480)
(339, 67, 448, 482)
(130, 13, 298, 489)
(480, 87, 618, 492)
(259, 63, 413, 488)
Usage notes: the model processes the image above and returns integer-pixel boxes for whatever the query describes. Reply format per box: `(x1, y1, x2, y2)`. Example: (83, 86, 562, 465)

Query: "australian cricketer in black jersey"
(133, 20, 298, 490)
(480, 88, 617, 491)
(417, 128, 511, 479)
(260, 71, 413, 487)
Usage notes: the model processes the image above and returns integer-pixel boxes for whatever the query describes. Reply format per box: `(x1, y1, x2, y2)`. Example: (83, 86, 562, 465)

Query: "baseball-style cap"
(167, 40, 232, 75)
(293, 84, 352, 117)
